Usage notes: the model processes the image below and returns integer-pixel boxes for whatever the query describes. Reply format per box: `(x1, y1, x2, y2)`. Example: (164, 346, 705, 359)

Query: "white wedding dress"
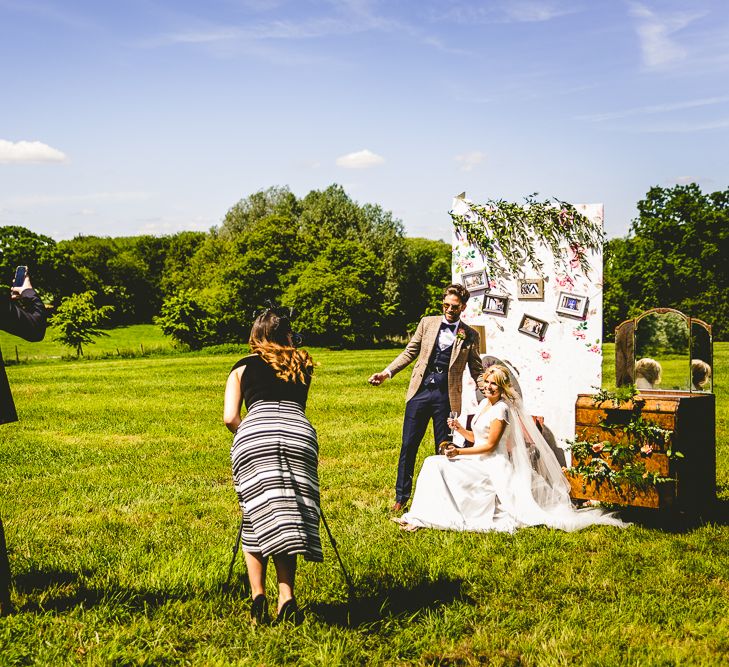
(400, 398, 627, 533)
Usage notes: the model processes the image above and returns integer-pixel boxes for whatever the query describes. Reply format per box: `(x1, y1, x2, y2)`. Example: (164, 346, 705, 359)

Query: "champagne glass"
(448, 411, 458, 438)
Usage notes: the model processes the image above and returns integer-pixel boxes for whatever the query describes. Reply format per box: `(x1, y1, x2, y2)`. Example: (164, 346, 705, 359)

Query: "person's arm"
(368, 317, 426, 385)
(446, 418, 506, 457)
(467, 329, 483, 382)
(223, 367, 245, 433)
(448, 417, 474, 445)
(1, 275, 47, 342)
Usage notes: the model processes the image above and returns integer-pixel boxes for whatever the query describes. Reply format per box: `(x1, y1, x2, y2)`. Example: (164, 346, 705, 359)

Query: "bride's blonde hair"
(249, 310, 313, 384)
(483, 365, 516, 402)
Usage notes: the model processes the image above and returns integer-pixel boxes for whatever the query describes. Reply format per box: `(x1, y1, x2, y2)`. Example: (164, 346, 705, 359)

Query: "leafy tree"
(0, 226, 71, 302)
(50, 291, 114, 356)
(401, 237, 452, 328)
(283, 240, 385, 346)
(218, 186, 301, 239)
(604, 184, 729, 339)
(155, 290, 216, 350)
(160, 231, 207, 297)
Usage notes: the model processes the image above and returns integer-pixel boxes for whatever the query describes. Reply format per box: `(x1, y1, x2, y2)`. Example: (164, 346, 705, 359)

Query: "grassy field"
(0, 325, 176, 363)
(0, 329, 727, 665)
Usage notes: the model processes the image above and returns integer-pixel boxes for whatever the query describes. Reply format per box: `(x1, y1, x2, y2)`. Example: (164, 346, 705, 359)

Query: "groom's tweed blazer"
(386, 316, 483, 413)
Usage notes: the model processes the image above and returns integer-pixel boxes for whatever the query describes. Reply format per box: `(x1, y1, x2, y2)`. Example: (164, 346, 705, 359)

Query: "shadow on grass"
(13, 566, 86, 592)
(619, 498, 729, 533)
(308, 576, 474, 628)
(12, 566, 198, 614)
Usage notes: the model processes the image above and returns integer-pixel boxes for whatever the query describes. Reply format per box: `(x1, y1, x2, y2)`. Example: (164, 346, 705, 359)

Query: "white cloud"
(136, 216, 212, 235)
(454, 151, 486, 172)
(0, 139, 68, 164)
(435, 1, 578, 25)
(2, 191, 150, 208)
(641, 117, 729, 133)
(576, 95, 729, 122)
(629, 3, 705, 69)
(335, 149, 385, 169)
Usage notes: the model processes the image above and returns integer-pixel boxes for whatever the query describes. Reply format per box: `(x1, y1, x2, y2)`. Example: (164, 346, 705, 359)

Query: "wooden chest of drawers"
(566, 392, 716, 512)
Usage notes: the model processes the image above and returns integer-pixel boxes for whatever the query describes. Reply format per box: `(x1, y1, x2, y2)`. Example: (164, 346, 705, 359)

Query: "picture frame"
(517, 278, 544, 300)
(461, 269, 489, 294)
(518, 314, 549, 340)
(482, 293, 510, 317)
(555, 291, 589, 319)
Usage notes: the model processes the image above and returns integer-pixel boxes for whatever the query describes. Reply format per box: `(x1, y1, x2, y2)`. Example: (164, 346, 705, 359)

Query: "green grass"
(0, 337, 727, 665)
(0, 324, 175, 363)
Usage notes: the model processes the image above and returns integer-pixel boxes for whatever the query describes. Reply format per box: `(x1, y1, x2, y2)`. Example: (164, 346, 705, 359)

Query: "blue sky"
(1, 0, 727, 241)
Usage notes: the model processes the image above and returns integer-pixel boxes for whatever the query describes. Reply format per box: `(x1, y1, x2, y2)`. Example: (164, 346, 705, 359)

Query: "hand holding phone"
(10, 266, 31, 298)
(13, 266, 28, 288)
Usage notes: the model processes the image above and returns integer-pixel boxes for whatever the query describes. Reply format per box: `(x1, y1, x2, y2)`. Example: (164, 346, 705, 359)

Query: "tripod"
(223, 508, 354, 599)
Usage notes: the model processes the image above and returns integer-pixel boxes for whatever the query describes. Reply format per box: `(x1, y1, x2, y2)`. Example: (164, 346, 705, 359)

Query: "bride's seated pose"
(394, 365, 627, 533)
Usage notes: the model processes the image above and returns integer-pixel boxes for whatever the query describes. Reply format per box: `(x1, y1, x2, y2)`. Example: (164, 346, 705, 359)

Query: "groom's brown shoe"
(391, 501, 405, 513)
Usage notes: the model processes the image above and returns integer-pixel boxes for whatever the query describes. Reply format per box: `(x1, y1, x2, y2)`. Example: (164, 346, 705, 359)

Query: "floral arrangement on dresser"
(566, 386, 682, 501)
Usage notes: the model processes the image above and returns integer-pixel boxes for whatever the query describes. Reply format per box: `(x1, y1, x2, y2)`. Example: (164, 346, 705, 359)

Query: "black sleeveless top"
(231, 354, 311, 410)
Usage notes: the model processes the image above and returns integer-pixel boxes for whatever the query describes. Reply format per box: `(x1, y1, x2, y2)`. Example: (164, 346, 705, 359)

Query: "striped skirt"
(231, 401, 323, 562)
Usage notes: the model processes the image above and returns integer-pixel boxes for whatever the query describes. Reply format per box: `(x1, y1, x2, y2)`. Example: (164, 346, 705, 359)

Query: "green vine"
(569, 459, 674, 496)
(597, 416, 673, 451)
(590, 385, 638, 408)
(566, 386, 684, 500)
(450, 194, 604, 284)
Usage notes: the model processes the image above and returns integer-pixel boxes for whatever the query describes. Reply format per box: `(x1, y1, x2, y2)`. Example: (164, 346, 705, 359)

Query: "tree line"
(1, 182, 726, 350)
(0, 185, 451, 349)
(604, 183, 728, 340)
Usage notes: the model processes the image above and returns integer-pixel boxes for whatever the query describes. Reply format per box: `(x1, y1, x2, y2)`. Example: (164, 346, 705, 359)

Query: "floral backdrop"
(451, 196, 604, 458)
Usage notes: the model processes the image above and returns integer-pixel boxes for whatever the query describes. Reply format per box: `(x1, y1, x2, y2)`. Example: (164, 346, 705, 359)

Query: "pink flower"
(540, 351, 551, 360)
(640, 444, 653, 456)
(536, 375, 543, 382)
(591, 443, 604, 453)
(569, 245, 585, 270)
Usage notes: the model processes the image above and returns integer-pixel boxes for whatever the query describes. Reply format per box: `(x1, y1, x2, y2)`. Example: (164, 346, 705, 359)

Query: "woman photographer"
(223, 306, 322, 625)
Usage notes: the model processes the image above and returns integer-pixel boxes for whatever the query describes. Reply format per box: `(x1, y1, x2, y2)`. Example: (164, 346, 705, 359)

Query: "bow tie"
(441, 322, 457, 331)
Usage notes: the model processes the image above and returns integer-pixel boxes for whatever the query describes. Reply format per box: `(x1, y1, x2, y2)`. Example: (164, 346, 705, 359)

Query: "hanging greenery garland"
(449, 193, 604, 283)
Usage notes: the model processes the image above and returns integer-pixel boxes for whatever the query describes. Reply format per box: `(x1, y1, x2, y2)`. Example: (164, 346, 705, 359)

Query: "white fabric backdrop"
(451, 196, 604, 459)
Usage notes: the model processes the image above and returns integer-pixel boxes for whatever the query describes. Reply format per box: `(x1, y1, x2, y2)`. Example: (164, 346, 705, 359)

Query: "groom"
(368, 284, 483, 511)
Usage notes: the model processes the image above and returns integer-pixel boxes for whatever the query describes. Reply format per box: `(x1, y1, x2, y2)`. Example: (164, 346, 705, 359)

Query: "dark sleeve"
(0, 289, 47, 342)
(230, 354, 257, 374)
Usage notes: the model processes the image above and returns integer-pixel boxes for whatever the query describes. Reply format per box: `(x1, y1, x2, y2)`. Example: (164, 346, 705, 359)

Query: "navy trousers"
(395, 382, 451, 503)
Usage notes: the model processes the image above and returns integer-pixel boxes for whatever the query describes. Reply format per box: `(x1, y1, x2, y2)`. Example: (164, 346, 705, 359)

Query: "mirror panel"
(634, 311, 690, 391)
(690, 320, 713, 392)
(615, 319, 635, 387)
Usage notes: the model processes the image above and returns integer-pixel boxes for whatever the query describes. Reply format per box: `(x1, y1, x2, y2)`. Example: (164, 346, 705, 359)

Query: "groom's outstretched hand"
(368, 371, 389, 386)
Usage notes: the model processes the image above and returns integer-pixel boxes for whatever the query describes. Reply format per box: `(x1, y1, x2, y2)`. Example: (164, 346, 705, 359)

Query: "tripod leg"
(319, 508, 355, 599)
(224, 513, 245, 593)
(0, 514, 11, 616)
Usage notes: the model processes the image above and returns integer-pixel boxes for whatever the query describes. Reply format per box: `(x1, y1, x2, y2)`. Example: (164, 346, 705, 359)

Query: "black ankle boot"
(274, 598, 300, 625)
(250, 594, 269, 626)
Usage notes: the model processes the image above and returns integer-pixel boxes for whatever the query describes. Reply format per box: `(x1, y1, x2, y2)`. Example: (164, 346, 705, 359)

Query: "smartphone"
(13, 265, 28, 288)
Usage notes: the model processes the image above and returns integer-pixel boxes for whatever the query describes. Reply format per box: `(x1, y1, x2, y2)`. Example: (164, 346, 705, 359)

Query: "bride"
(395, 365, 627, 533)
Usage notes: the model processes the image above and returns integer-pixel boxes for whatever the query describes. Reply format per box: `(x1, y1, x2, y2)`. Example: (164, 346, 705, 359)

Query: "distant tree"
(218, 186, 301, 239)
(283, 240, 385, 346)
(160, 231, 208, 297)
(401, 237, 452, 330)
(0, 226, 71, 302)
(603, 184, 729, 339)
(50, 291, 114, 356)
(155, 290, 216, 350)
